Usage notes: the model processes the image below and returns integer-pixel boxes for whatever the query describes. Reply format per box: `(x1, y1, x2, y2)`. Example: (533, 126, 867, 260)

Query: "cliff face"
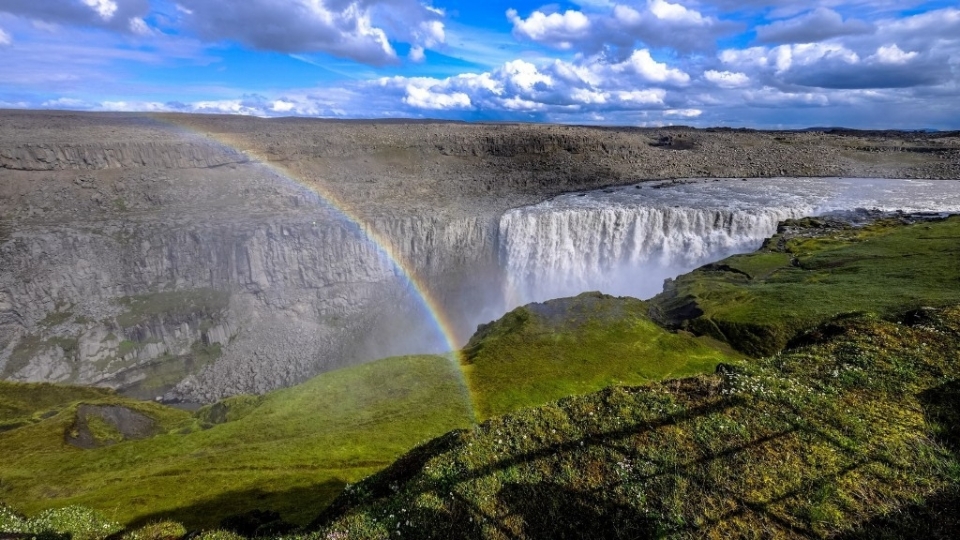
(1, 111, 957, 402)
(0, 211, 499, 402)
(0, 142, 248, 171)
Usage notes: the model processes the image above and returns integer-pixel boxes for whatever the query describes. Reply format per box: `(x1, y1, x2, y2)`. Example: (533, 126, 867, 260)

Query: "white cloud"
(507, 8, 591, 49)
(177, 0, 446, 65)
(402, 82, 472, 109)
(128, 16, 150, 35)
(270, 100, 296, 113)
(100, 100, 169, 111)
(81, 0, 118, 21)
(501, 59, 554, 91)
(41, 97, 93, 109)
(0, 27, 11, 46)
(611, 49, 690, 85)
(505, 1, 737, 54)
(408, 45, 426, 62)
(0, 0, 150, 33)
(664, 108, 702, 117)
(368, 51, 687, 119)
(615, 89, 666, 105)
(871, 44, 918, 64)
(648, 0, 705, 24)
(704, 70, 749, 88)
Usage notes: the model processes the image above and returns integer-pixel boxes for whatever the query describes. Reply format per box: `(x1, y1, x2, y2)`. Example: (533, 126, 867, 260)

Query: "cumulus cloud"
(0, 0, 150, 32)
(870, 44, 917, 64)
(507, 9, 591, 50)
(507, 0, 739, 54)
(720, 35, 950, 90)
(373, 50, 690, 119)
(402, 83, 471, 109)
(0, 27, 11, 46)
(81, 0, 118, 21)
(610, 49, 690, 85)
(755, 7, 874, 44)
(177, 0, 446, 65)
(704, 69, 749, 88)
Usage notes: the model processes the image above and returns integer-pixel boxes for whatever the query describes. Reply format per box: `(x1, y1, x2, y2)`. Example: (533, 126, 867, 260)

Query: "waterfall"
(497, 177, 960, 309)
(499, 204, 809, 306)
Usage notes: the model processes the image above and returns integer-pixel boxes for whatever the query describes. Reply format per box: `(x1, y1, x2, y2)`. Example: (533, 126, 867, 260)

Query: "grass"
(4, 215, 960, 538)
(651, 216, 960, 356)
(0, 355, 474, 529)
(462, 292, 741, 420)
(313, 305, 960, 539)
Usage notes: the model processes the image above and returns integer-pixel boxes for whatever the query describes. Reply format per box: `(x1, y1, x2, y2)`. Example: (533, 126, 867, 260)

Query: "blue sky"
(0, 0, 958, 128)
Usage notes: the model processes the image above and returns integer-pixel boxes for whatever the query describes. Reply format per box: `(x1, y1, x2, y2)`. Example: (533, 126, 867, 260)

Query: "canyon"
(1, 110, 958, 402)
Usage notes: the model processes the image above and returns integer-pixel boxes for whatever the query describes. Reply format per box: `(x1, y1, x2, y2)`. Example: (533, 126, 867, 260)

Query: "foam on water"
(500, 177, 960, 307)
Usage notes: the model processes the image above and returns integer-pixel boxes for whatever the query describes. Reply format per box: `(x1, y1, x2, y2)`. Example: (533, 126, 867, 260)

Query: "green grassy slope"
(462, 292, 741, 419)
(314, 306, 960, 539)
(0, 355, 474, 529)
(5, 215, 960, 537)
(650, 216, 960, 357)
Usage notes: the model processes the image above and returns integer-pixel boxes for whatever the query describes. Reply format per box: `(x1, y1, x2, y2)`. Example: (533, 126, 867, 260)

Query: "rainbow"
(149, 114, 465, 363)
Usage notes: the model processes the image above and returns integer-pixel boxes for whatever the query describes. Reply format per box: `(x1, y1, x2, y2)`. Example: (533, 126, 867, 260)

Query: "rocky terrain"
(1, 110, 958, 402)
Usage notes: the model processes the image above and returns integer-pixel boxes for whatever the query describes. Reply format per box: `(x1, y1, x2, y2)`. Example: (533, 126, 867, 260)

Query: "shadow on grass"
(129, 479, 346, 532)
(314, 361, 960, 538)
(833, 379, 960, 539)
(497, 481, 659, 540)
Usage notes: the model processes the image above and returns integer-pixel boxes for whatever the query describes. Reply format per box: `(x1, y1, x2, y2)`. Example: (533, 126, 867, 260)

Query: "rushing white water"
(500, 177, 960, 307)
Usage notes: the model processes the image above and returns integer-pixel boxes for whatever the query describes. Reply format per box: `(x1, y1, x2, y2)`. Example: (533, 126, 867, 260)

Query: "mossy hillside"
(462, 292, 741, 420)
(314, 306, 960, 539)
(0, 381, 117, 432)
(0, 355, 473, 530)
(651, 216, 960, 356)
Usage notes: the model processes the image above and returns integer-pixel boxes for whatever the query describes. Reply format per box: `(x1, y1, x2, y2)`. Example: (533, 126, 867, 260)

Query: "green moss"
(4, 334, 44, 377)
(83, 414, 124, 446)
(41, 310, 75, 327)
(462, 292, 740, 419)
(315, 306, 960, 539)
(4, 335, 79, 378)
(196, 395, 264, 426)
(651, 216, 960, 356)
(0, 355, 473, 529)
(191, 341, 222, 365)
(49, 336, 79, 356)
(118, 340, 141, 357)
(120, 343, 219, 397)
(115, 289, 229, 328)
